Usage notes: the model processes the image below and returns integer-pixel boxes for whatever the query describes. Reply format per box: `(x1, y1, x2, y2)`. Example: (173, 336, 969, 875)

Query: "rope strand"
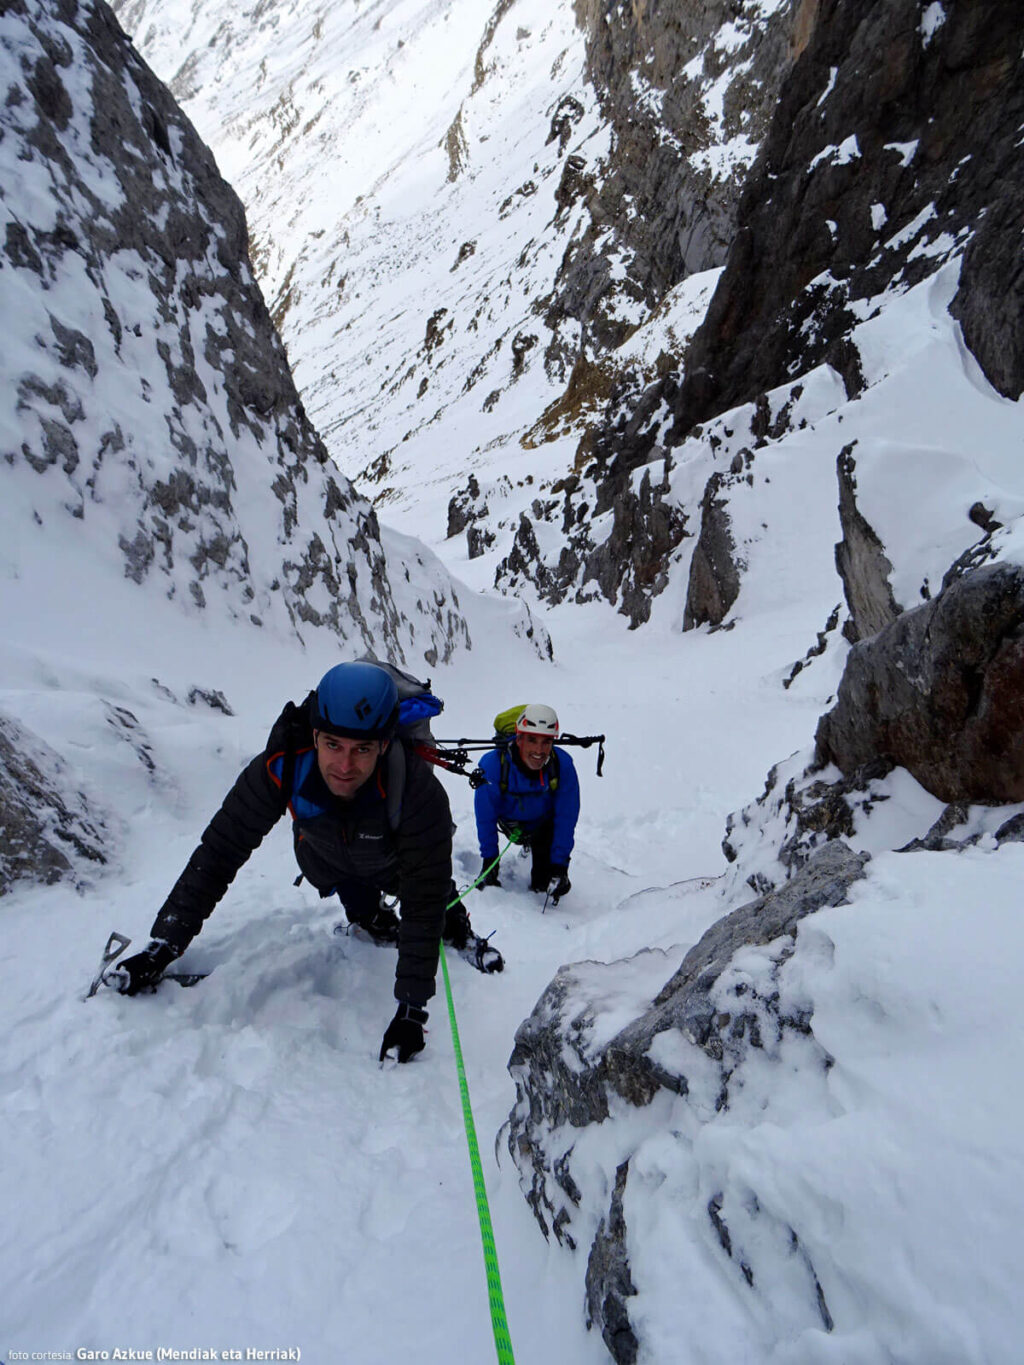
(440, 837, 518, 1364)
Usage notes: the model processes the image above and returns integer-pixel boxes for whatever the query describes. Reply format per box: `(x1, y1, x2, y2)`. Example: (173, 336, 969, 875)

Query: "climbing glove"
(546, 866, 572, 904)
(108, 940, 179, 995)
(379, 1002, 428, 1063)
(478, 860, 502, 889)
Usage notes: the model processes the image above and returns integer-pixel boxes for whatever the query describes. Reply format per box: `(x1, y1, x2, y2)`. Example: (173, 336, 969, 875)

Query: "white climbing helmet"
(516, 703, 559, 737)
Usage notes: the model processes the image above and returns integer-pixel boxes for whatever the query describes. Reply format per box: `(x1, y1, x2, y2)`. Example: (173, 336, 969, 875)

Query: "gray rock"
(683, 470, 741, 631)
(722, 759, 873, 893)
(3, 0, 468, 664)
(669, 0, 1024, 435)
(508, 842, 869, 1358)
(186, 688, 234, 716)
(816, 562, 1024, 802)
(585, 1162, 638, 1365)
(564, 0, 1024, 627)
(495, 446, 687, 629)
(782, 604, 842, 690)
(582, 467, 688, 628)
(833, 443, 901, 643)
(446, 474, 485, 538)
(507, 963, 613, 1241)
(548, 0, 802, 356)
(0, 714, 110, 895)
(614, 841, 869, 1069)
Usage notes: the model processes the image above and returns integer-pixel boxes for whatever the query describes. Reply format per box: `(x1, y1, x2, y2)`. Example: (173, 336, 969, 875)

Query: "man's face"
(314, 732, 387, 798)
(516, 731, 555, 771)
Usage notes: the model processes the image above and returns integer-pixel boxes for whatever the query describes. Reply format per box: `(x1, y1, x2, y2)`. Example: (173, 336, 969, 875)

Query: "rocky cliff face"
(1, 0, 471, 894)
(457, 0, 810, 624)
(545, 0, 803, 359)
(1, 0, 467, 664)
(816, 560, 1024, 804)
(0, 714, 109, 897)
(508, 0, 1024, 625)
(105, 0, 1023, 642)
(111, 0, 807, 627)
(671, 0, 1024, 429)
(508, 560, 1024, 1359)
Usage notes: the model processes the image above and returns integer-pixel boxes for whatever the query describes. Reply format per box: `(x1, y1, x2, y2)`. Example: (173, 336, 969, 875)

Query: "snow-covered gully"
(4, 1, 1024, 1362)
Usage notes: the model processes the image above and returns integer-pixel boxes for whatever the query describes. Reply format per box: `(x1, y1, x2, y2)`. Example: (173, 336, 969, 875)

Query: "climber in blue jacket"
(473, 704, 580, 903)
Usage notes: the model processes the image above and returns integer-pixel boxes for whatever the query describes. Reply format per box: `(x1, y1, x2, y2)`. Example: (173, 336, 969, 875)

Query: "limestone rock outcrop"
(815, 561, 1024, 803)
(562, 0, 1024, 623)
(508, 842, 870, 1363)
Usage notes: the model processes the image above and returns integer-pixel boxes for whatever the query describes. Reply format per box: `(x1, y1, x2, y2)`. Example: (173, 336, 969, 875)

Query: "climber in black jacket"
(112, 661, 491, 1062)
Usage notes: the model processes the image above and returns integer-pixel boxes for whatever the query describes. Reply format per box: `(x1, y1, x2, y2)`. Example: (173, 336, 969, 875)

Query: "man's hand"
(379, 1002, 428, 1063)
(546, 866, 572, 904)
(478, 860, 501, 889)
(107, 940, 178, 995)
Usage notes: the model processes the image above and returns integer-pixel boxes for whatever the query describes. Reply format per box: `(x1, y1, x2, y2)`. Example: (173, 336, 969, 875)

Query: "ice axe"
(85, 930, 131, 998)
(86, 931, 208, 998)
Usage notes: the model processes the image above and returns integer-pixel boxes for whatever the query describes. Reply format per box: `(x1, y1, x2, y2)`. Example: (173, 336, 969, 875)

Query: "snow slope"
(4, 3, 1024, 1363)
(0, 576, 822, 1363)
(4, 508, 1024, 1363)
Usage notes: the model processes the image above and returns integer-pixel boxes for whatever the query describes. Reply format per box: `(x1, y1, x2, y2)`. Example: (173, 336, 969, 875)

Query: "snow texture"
(3, 2, 1024, 1363)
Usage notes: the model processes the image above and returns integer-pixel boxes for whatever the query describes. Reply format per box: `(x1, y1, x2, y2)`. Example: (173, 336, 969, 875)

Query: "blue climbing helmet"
(309, 661, 399, 740)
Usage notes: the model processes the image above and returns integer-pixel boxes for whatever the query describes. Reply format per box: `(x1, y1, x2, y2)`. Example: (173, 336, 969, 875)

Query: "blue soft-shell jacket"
(473, 745, 580, 866)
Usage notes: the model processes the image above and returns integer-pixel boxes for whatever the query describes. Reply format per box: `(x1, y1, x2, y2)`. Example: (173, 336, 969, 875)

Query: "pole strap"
(438, 836, 518, 1365)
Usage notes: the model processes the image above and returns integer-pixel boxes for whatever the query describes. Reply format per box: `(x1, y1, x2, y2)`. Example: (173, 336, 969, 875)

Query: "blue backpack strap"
(265, 693, 318, 815)
(267, 749, 321, 818)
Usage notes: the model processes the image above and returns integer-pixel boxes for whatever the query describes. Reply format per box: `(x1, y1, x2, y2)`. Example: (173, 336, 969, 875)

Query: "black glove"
(379, 1002, 428, 1063)
(108, 940, 179, 995)
(546, 866, 571, 904)
(478, 860, 501, 889)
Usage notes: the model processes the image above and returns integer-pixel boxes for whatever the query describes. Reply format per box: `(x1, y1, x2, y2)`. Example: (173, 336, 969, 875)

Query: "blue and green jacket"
(473, 743, 579, 867)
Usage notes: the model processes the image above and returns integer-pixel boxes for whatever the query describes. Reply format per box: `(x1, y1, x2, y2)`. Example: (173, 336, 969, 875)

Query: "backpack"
(359, 656, 444, 747)
(493, 704, 527, 736)
(356, 657, 445, 829)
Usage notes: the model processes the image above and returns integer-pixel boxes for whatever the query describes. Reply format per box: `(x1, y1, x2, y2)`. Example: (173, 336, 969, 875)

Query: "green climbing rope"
(440, 836, 518, 1364)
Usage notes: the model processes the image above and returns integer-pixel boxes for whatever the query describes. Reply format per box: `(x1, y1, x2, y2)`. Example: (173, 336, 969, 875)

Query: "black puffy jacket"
(149, 701, 453, 1006)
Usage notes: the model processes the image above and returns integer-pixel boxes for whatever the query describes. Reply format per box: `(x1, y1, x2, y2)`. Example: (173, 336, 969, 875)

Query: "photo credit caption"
(5, 1351, 301, 1362)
